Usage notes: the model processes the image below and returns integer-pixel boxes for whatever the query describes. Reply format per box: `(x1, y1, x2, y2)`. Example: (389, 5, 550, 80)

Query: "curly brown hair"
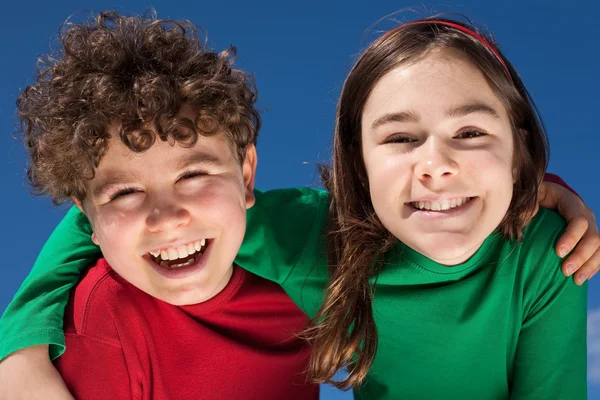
(19, 9, 260, 204)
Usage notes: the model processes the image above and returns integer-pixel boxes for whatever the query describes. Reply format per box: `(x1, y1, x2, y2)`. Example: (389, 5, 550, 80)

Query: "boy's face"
(80, 107, 257, 305)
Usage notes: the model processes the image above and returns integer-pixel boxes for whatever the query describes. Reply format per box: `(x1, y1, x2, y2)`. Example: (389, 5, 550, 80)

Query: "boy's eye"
(179, 170, 207, 181)
(109, 188, 139, 200)
(456, 130, 487, 139)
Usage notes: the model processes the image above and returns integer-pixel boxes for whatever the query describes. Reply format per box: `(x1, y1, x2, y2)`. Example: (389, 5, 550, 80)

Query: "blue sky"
(1, 0, 598, 398)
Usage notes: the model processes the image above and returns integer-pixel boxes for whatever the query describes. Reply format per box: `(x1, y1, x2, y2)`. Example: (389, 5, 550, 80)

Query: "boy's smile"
(143, 238, 211, 279)
(79, 107, 257, 305)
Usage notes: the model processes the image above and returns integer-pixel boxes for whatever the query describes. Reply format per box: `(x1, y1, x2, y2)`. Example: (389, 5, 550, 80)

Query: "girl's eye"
(385, 135, 417, 144)
(456, 130, 487, 139)
(109, 188, 139, 201)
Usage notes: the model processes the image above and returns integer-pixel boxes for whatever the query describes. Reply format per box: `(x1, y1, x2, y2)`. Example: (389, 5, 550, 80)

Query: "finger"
(556, 216, 589, 258)
(573, 248, 600, 285)
(537, 181, 554, 208)
(561, 232, 600, 276)
(587, 214, 599, 235)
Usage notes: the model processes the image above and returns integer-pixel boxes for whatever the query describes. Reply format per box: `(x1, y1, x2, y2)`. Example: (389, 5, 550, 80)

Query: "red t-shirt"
(54, 259, 319, 400)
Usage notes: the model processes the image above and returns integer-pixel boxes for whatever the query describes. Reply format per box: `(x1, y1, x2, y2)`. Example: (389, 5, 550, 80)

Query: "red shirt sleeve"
(543, 173, 581, 199)
(53, 334, 134, 400)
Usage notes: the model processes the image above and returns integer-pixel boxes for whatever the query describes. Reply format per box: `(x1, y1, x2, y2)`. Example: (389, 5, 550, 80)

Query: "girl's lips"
(145, 239, 213, 279)
(407, 196, 477, 218)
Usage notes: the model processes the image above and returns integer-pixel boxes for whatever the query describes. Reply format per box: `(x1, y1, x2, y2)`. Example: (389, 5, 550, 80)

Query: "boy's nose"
(146, 204, 191, 233)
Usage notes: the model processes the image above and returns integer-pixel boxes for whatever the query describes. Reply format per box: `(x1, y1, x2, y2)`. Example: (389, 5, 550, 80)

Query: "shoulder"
(522, 207, 567, 244)
(63, 259, 127, 342)
(517, 207, 566, 269)
(518, 207, 566, 264)
(516, 208, 584, 316)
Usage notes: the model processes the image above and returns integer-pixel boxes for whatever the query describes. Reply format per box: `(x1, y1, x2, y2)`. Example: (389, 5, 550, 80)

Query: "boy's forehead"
(100, 133, 228, 170)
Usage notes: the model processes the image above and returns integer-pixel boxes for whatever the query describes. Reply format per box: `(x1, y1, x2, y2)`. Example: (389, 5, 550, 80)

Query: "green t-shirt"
(0, 187, 587, 399)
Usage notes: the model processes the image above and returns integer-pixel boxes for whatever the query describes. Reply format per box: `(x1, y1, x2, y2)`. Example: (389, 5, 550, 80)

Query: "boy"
(14, 10, 318, 399)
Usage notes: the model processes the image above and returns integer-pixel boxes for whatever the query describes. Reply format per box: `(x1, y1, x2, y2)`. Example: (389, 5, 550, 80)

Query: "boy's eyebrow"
(92, 174, 136, 198)
(370, 102, 500, 131)
(176, 151, 223, 170)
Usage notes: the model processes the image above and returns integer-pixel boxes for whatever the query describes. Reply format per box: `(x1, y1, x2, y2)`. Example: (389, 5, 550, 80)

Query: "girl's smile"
(407, 196, 477, 219)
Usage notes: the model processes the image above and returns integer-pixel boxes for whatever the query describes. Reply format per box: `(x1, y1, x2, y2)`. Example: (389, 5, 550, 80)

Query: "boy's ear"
(71, 197, 99, 245)
(242, 144, 258, 209)
(72, 197, 85, 213)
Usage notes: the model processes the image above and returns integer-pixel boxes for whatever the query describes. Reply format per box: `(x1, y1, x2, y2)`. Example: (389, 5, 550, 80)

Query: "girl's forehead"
(362, 50, 503, 121)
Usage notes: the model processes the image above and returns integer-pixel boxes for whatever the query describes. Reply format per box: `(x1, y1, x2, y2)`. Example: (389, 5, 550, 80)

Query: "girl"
(303, 18, 588, 398)
(0, 17, 596, 400)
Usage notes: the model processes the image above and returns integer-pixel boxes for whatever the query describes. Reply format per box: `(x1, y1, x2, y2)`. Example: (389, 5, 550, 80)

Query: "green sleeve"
(0, 187, 328, 362)
(0, 207, 99, 361)
(234, 187, 329, 285)
(510, 209, 588, 399)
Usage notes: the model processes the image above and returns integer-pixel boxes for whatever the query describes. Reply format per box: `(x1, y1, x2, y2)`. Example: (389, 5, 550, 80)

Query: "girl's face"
(361, 49, 515, 265)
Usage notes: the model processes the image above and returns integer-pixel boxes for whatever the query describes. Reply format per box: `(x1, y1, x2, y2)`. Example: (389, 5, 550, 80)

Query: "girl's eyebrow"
(370, 101, 500, 131)
(370, 110, 420, 130)
(445, 102, 500, 119)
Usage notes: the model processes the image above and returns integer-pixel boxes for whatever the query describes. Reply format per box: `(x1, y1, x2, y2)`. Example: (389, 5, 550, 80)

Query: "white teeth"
(177, 246, 189, 259)
(412, 197, 470, 211)
(167, 248, 178, 260)
(151, 239, 208, 261)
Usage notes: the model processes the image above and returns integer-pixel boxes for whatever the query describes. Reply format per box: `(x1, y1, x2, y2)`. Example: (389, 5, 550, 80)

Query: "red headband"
(388, 20, 512, 80)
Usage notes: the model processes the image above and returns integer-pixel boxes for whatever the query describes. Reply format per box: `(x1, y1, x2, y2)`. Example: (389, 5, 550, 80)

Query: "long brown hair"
(303, 17, 549, 389)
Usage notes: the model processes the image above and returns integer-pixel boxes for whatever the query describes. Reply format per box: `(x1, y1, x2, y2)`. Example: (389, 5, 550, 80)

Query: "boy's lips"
(147, 238, 209, 261)
(144, 239, 213, 279)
